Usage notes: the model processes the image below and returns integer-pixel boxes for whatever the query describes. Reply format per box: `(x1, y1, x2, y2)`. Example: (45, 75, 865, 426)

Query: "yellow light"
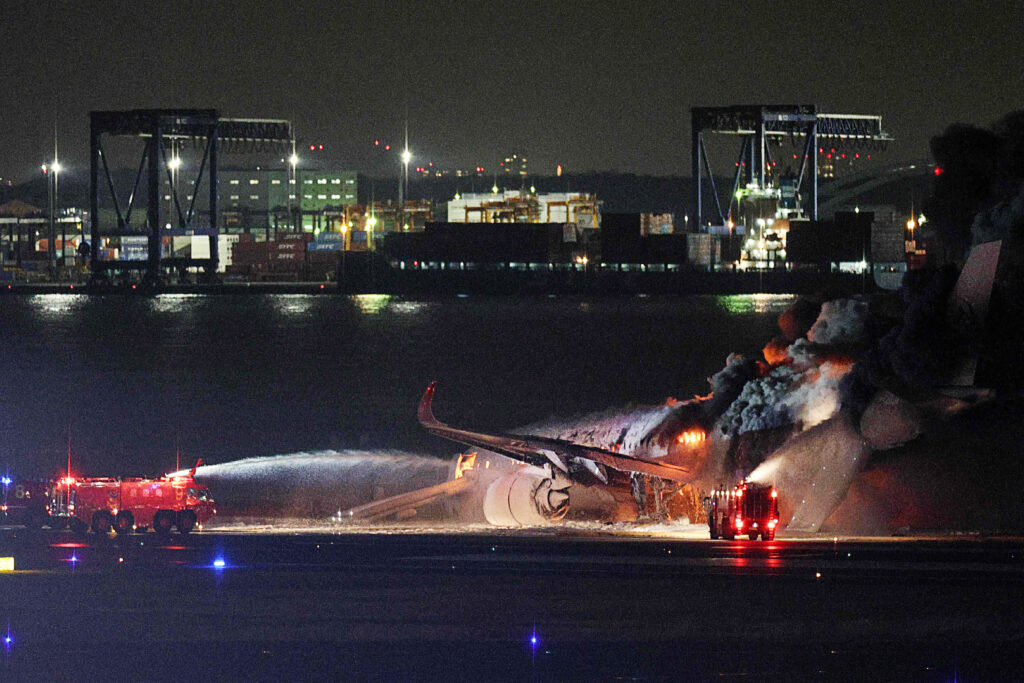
(0, 557, 13, 571)
(906, 218, 916, 231)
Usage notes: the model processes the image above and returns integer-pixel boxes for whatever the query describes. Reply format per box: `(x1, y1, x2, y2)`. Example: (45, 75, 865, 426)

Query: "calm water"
(0, 293, 793, 477)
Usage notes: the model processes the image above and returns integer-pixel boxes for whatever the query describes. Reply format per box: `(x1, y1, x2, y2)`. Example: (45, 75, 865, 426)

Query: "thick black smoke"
(927, 110, 1024, 258)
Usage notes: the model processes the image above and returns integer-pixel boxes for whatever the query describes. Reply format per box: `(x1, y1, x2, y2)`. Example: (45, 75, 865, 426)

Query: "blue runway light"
(1, 477, 11, 486)
(70, 554, 78, 563)
(213, 558, 226, 569)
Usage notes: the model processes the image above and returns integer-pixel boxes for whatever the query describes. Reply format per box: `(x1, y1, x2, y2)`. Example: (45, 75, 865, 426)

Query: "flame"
(676, 429, 706, 446)
(454, 452, 478, 479)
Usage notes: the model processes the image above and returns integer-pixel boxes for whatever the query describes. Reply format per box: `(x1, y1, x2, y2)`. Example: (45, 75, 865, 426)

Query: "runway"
(2, 525, 1023, 681)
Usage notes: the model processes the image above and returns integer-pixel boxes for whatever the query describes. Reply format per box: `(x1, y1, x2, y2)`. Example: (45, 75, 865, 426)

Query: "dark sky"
(1, 1, 1020, 183)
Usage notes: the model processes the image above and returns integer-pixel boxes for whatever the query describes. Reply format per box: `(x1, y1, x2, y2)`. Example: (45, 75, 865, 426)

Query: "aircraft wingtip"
(418, 382, 439, 425)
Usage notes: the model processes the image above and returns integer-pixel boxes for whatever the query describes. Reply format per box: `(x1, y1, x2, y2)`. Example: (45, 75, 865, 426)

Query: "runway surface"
(2, 524, 1023, 681)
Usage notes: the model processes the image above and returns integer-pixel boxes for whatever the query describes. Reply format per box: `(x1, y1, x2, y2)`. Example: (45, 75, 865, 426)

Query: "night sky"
(2, 1, 1020, 183)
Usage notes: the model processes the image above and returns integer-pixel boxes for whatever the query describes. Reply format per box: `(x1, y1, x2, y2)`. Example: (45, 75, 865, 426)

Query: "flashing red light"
(867, 154, 871, 159)
(735, 517, 744, 530)
(385, 144, 391, 151)
(374, 139, 380, 146)
(934, 166, 944, 176)
(841, 154, 846, 159)
(819, 147, 824, 154)
(855, 153, 860, 159)
(830, 148, 835, 153)
(131, 284, 137, 290)
(428, 162, 433, 167)
(320, 284, 325, 290)
(309, 145, 315, 151)
(735, 162, 740, 167)
(771, 489, 778, 498)
(318, 144, 324, 150)
(793, 154, 798, 159)
(826, 154, 832, 160)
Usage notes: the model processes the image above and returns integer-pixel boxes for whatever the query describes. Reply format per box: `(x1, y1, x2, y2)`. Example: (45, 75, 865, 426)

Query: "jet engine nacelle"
(482, 467, 570, 526)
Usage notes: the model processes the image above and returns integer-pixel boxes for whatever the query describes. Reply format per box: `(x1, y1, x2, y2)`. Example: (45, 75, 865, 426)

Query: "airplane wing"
(418, 382, 692, 483)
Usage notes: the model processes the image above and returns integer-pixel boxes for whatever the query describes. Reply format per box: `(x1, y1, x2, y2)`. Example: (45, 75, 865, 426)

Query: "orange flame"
(454, 452, 478, 479)
(677, 429, 706, 446)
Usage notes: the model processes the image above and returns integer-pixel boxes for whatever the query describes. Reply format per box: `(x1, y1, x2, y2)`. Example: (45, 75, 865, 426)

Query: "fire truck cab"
(69, 474, 216, 536)
(705, 481, 779, 541)
(2, 477, 71, 529)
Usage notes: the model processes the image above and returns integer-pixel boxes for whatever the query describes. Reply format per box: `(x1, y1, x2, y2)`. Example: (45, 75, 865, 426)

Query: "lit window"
(303, 179, 313, 185)
(271, 179, 281, 185)
(288, 194, 296, 199)
(330, 194, 341, 200)
(317, 178, 327, 184)
(250, 195, 259, 200)
(331, 178, 341, 184)
(345, 179, 355, 184)
(229, 195, 239, 200)
(249, 179, 259, 185)
(317, 194, 327, 200)
(303, 194, 312, 199)
(229, 179, 240, 185)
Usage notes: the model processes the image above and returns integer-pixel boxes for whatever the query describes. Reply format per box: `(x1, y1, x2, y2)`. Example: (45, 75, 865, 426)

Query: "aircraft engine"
(482, 467, 570, 526)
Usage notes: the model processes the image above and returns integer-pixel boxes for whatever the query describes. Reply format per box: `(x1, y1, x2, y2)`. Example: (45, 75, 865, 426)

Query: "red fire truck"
(705, 481, 779, 541)
(68, 466, 216, 536)
(1, 476, 70, 529)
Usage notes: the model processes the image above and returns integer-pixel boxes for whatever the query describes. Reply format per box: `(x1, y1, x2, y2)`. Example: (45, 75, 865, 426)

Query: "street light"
(287, 151, 299, 232)
(43, 160, 62, 277)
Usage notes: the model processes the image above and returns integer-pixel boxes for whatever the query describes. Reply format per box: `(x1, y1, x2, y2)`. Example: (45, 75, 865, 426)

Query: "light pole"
(168, 153, 181, 228)
(400, 148, 411, 233)
(43, 161, 61, 278)
(288, 149, 299, 232)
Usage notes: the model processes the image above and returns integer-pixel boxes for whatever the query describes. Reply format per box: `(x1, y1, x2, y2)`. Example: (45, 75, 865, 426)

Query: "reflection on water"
(151, 294, 202, 314)
(352, 294, 392, 315)
(716, 293, 794, 315)
(388, 300, 431, 315)
(272, 294, 315, 316)
(29, 294, 86, 317)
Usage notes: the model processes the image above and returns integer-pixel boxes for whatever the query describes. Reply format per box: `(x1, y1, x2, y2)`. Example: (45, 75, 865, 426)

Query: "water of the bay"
(0, 293, 794, 476)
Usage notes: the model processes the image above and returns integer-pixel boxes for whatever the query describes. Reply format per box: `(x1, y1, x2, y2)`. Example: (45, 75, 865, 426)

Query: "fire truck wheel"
(114, 511, 134, 535)
(48, 516, 68, 530)
(177, 510, 197, 535)
(92, 511, 113, 535)
(764, 530, 775, 541)
(153, 511, 174, 536)
(723, 529, 735, 541)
